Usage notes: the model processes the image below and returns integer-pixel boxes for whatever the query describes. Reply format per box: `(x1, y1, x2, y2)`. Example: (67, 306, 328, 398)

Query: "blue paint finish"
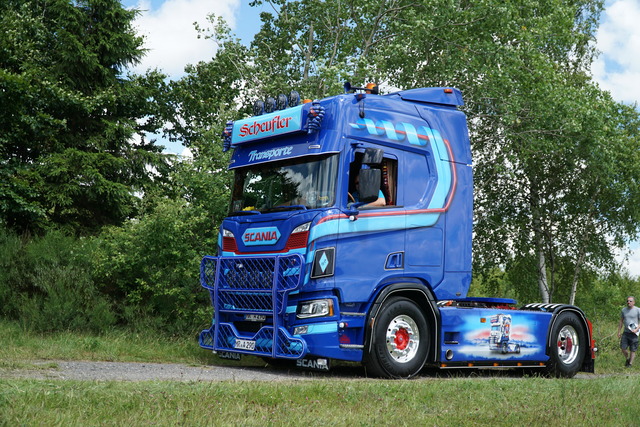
(300, 322, 338, 335)
(202, 88, 474, 363)
(198, 87, 595, 375)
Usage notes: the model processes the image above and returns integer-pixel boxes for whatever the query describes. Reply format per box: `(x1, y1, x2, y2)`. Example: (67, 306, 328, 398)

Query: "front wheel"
(365, 297, 429, 378)
(546, 311, 586, 378)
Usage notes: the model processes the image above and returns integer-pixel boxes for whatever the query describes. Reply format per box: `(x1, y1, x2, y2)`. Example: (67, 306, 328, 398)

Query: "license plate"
(234, 339, 256, 351)
(245, 314, 266, 322)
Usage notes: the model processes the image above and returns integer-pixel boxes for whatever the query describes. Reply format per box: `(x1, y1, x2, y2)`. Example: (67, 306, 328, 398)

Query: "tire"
(546, 311, 586, 378)
(365, 296, 429, 378)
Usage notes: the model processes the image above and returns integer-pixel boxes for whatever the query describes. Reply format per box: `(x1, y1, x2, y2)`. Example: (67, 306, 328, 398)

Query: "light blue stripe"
(308, 212, 442, 245)
(423, 127, 452, 210)
(303, 322, 338, 335)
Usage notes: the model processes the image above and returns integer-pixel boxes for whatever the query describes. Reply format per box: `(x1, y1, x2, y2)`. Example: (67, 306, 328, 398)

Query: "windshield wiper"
(230, 210, 261, 216)
(263, 205, 308, 213)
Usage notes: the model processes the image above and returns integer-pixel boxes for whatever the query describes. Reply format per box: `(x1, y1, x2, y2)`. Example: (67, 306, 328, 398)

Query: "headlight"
(297, 299, 334, 319)
(292, 222, 311, 233)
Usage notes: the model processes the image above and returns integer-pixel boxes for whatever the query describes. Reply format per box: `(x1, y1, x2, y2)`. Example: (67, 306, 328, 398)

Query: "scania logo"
(242, 227, 281, 246)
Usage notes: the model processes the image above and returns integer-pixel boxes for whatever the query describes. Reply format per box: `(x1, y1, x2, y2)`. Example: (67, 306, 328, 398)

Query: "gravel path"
(0, 360, 608, 382)
(1, 360, 318, 382)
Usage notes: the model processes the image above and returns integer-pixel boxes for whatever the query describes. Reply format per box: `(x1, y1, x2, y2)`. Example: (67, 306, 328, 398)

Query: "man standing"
(618, 296, 640, 367)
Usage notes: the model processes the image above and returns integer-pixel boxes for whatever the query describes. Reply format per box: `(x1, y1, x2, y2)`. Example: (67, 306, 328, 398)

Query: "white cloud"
(594, 1, 640, 277)
(127, 0, 240, 78)
(626, 249, 640, 277)
(593, 0, 640, 104)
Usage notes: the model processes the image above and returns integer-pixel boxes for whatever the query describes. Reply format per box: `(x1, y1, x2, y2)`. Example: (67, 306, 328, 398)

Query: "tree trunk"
(569, 247, 586, 305)
(537, 243, 550, 303)
(531, 187, 550, 303)
(303, 22, 314, 81)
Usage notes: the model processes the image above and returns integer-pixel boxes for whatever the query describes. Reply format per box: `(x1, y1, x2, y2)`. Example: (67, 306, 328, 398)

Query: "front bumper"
(199, 253, 307, 359)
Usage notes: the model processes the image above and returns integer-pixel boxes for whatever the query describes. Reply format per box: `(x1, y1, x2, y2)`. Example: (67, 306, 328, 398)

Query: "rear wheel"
(547, 312, 586, 378)
(365, 297, 429, 378)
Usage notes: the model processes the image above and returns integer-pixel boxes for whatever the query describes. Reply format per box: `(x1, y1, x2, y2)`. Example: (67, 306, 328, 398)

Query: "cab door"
(334, 144, 404, 303)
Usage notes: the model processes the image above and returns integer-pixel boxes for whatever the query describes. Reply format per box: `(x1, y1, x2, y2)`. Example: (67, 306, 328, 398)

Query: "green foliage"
(239, 0, 640, 303)
(90, 198, 218, 334)
(0, 217, 216, 335)
(0, 228, 116, 333)
(0, 320, 218, 364)
(0, 0, 169, 234)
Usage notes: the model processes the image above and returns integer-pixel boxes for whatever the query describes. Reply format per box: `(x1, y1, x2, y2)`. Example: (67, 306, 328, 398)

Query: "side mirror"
(358, 168, 381, 203)
(362, 147, 384, 165)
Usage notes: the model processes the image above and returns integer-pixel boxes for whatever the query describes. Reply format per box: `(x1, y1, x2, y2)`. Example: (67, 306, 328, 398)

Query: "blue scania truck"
(199, 84, 596, 378)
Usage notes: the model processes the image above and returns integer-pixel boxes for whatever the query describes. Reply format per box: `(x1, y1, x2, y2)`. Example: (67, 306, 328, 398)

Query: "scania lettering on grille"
(242, 227, 281, 246)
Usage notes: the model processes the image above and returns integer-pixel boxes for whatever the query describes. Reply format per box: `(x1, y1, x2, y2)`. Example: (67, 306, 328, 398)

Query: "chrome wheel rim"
(557, 325, 579, 365)
(385, 315, 420, 363)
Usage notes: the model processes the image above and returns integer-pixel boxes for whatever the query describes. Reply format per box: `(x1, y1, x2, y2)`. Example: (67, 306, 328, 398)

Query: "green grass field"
(1, 320, 637, 426)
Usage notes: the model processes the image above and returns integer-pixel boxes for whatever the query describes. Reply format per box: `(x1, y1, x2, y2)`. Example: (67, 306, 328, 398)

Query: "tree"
(157, 16, 252, 227)
(240, 0, 640, 303)
(248, 0, 413, 99)
(0, 0, 169, 234)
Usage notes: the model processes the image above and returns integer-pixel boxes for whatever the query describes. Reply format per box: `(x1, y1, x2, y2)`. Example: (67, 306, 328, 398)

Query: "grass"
(0, 321, 214, 365)
(1, 376, 639, 425)
(0, 318, 637, 426)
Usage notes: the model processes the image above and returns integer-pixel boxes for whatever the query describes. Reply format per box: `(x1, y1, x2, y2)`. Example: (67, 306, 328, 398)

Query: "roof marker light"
(276, 94, 288, 110)
(365, 83, 379, 94)
(265, 97, 276, 113)
(253, 100, 265, 116)
(289, 90, 301, 107)
(344, 81, 379, 94)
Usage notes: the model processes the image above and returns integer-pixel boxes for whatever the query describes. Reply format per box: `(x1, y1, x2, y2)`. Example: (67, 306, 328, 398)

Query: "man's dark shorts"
(621, 332, 639, 352)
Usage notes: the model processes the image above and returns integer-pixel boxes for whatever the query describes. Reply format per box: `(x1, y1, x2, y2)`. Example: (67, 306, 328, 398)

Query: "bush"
(90, 198, 217, 335)
(0, 195, 220, 336)
(0, 228, 116, 333)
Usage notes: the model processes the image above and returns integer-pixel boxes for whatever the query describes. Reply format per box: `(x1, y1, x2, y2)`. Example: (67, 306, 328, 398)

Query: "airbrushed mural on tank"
(441, 310, 550, 361)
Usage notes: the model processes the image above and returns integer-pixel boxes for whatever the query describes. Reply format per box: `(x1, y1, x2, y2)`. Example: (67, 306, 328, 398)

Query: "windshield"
(230, 154, 339, 213)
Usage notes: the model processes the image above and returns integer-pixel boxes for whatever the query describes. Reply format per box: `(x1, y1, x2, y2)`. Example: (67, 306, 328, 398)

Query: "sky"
(120, 0, 640, 276)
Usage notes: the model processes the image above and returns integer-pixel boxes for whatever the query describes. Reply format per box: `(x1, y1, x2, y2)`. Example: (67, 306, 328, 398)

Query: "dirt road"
(1, 360, 604, 382)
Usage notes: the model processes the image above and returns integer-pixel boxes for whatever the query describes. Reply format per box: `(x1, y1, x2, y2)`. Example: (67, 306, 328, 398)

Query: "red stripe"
(318, 138, 457, 225)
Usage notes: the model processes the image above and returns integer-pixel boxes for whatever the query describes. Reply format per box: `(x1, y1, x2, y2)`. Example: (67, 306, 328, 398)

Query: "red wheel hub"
(394, 328, 410, 351)
(558, 336, 573, 352)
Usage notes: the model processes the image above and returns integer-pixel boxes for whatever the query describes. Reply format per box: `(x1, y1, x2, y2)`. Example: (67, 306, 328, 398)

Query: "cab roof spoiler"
(388, 87, 464, 107)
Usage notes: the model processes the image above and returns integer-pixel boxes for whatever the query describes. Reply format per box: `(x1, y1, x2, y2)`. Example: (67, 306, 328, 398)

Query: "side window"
(347, 153, 397, 207)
